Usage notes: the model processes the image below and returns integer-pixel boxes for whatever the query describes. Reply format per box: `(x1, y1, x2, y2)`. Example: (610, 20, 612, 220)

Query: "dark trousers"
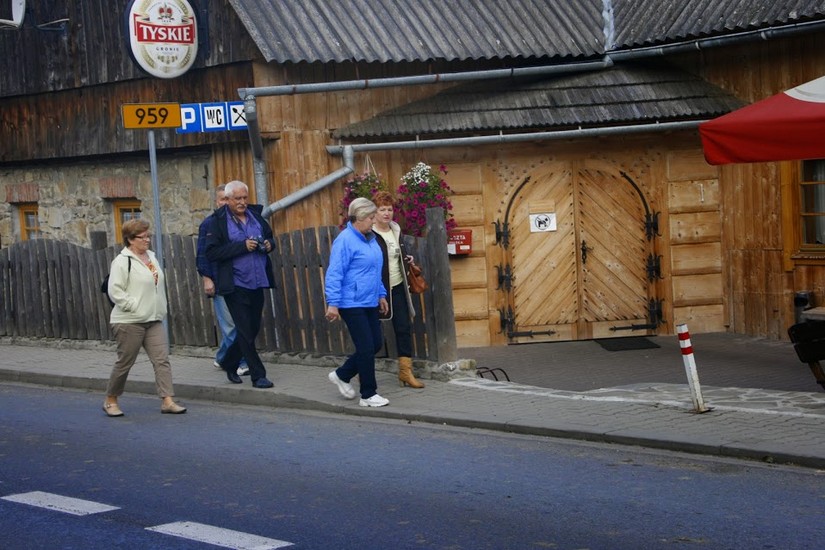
(337, 306, 383, 399)
(222, 287, 268, 382)
(390, 283, 413, 357)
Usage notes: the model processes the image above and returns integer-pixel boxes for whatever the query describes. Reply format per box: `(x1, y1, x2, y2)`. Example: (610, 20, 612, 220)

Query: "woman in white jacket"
(102, 218, 186, 417)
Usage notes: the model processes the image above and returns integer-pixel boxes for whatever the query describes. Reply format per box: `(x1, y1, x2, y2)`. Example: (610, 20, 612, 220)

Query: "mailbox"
(447, 229, 472, 255)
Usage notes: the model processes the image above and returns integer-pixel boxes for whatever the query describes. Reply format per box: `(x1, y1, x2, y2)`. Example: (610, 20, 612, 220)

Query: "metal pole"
(147, 130, 164, 267)
(677, 324, 710, 413)
(147, 130, 170, 345)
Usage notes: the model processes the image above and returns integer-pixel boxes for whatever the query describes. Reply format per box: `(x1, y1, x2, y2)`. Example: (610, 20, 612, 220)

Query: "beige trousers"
(106, 321, 174, 398)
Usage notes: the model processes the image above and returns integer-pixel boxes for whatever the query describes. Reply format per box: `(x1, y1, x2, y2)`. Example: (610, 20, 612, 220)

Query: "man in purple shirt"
(204, 180, 276, 388)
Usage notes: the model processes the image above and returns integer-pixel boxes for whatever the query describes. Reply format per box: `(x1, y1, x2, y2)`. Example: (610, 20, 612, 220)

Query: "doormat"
(594, 337, 660, 351)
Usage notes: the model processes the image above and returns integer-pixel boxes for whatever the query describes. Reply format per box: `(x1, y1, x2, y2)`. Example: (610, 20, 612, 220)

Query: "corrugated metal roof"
(229, 1, 825, 64)
(227, 0, 606, 63)
(613, 0, 825, 48)
(333, 63, 745, 138)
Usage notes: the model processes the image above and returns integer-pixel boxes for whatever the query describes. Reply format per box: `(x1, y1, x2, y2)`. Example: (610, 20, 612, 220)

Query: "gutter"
(326, 121, 704, 155)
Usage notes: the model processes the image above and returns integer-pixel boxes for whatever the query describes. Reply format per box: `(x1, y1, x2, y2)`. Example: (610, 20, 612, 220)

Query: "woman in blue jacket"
(325, 198, 390, 407)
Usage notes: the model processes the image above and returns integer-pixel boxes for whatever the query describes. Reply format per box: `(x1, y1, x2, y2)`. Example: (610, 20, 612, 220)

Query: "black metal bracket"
(496, 264, 513, 291)
(646, 253, 663, 282)
(494, 175, 531, 250)
(492, 219, 510, 249)
(507, 329, 557, 338)
(610, 298, 665, 332)
(499, 307, 515, 335)
(645, 212, 661, 241)
(620, 171, 661, 241)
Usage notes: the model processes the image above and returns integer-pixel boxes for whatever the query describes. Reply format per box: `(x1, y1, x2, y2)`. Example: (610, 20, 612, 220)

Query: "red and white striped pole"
(677, 324, 710, 413)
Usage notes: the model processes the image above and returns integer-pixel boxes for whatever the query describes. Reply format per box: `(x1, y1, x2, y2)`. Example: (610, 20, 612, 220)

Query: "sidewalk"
(2, 333, 825, 468)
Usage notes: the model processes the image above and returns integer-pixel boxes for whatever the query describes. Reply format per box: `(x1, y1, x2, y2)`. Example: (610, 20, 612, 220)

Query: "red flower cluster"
(396, 163, 456, 237)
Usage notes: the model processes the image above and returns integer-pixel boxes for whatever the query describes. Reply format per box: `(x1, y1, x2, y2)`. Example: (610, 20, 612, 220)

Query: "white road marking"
(1, 491, 119, 515)
(147, 521, 293, 549)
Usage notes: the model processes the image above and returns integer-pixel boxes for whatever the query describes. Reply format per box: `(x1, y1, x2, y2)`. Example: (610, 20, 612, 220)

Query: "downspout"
(261, 145, 354, 218)
(326, 120, 703, 154)
(244, 96, 269, 208)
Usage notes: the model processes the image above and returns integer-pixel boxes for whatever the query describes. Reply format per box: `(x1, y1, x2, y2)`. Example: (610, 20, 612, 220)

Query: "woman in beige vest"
(371, 191, 424, 389)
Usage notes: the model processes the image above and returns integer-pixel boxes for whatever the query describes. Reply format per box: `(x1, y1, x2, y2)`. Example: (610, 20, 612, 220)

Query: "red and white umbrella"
(699, 75, 825, 165)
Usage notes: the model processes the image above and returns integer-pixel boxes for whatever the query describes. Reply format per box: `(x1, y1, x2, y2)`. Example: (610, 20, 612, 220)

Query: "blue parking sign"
(176, 102, 247, 134)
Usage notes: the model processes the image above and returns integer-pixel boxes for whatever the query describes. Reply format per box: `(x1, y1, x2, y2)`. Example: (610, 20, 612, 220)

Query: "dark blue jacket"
(204, 204, 276, 295)
(196, 213, 216, 279)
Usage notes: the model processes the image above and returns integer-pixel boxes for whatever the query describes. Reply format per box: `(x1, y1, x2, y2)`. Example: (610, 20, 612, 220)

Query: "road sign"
(122, 103, 182, 129)
(177, 101, 247, 133)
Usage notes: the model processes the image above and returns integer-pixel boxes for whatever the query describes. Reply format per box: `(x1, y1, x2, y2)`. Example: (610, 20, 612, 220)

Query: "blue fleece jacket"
(324, 223, 387, 308)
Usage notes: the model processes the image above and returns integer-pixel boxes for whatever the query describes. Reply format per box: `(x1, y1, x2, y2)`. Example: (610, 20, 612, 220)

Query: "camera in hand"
(253, 235, 269, 254)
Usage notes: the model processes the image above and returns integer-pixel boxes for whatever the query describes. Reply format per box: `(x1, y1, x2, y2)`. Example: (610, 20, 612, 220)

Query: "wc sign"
(176, 101, 247, 133)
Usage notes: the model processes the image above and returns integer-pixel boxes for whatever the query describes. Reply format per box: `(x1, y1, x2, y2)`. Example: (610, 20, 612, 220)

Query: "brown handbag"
(406, 262, 428, 294)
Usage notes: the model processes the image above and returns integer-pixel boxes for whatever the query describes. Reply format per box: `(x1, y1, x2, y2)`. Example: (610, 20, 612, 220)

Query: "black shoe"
(226, 370, 242, 384)
(252, 377, 274, 389)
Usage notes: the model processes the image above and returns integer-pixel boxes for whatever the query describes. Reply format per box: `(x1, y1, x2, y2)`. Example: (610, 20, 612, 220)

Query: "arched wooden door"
(503, 160, 654, 342)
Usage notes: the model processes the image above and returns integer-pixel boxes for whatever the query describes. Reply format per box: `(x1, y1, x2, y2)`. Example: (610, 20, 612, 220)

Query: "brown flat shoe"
(102, 403, 124, 417)
(161, 402, 187, 414)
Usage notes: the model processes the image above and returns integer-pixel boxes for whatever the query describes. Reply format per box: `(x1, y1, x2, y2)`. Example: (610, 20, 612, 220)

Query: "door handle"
(581, 240, 593, 264)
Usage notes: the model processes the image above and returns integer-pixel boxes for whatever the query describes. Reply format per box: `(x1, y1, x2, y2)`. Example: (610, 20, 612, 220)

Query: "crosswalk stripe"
(147, 521, 293, 549)
(1, 491, 119, 516)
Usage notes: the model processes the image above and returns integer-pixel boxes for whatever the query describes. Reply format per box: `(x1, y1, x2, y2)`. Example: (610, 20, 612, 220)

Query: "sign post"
(121, 102, 182, 344)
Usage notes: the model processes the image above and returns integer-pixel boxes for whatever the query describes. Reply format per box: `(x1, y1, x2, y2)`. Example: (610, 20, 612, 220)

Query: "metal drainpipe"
(238, 59, 614, 100)
(243, 97, 269, 208)
(261, 145, 354, 218)
(326, 120, 704, 154)
(607, 19, 825, 61)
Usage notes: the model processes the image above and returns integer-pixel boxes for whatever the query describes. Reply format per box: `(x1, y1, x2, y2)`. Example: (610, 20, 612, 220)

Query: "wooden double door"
(504, 160, 656, 342)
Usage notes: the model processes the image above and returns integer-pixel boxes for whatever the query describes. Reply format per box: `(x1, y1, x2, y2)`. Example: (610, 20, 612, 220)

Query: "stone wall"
(0, 151, 216, 248)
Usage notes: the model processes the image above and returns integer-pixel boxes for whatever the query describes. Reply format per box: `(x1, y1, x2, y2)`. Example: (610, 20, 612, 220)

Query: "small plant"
(339, 172, 388, 228)
(396, 162, 457, 237)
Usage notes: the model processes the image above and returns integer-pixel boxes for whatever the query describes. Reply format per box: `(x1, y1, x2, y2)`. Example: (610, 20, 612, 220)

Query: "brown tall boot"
(398, 356, 424, 388)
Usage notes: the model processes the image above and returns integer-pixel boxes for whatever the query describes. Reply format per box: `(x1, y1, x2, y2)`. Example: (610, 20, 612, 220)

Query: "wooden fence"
(0, 216, 457, 362)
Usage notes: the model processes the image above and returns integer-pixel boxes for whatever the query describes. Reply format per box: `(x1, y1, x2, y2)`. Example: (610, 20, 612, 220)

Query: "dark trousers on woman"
(337, 306, 383, 399)
(390, 283, 413, 357)
(222, 287, 268, 383)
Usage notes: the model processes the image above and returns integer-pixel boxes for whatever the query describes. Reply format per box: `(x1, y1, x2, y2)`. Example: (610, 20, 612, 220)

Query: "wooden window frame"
(782, 161, 825, 269)
(18, 202, 41, 241)
(113, 199, 142, 241)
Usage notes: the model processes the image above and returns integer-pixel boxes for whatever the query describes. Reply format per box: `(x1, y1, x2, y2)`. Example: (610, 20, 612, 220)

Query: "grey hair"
(348, 197, 377, 220)
(224, 180, 248, 198)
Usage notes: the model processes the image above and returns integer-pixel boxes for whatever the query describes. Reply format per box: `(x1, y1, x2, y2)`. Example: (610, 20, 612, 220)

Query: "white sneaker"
(328, 370, 356, 399)
(359, 394, 389, 407)
(213, 360, 222, 369)
(237, 365, 250, 376)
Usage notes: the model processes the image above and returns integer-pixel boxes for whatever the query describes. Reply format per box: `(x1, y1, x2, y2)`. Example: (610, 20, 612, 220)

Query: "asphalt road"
(1, 383, 822, 549)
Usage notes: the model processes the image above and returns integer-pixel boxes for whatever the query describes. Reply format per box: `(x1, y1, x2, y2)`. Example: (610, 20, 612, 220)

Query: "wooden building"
(2, 0, 825, 348)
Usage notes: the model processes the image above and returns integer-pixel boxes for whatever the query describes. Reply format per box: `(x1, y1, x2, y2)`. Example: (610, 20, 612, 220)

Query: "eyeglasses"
(134, 234, 152, 240)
